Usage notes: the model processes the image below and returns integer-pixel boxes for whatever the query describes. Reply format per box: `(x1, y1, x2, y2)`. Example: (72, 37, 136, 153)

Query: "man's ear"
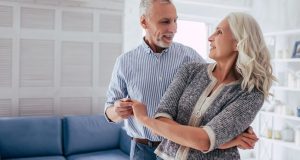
(140, 15, 147, 29)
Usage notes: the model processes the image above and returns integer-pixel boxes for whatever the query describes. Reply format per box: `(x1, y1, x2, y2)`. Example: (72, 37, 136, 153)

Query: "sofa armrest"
(0, 116, 62, 159)
(119, 127, 131, 155)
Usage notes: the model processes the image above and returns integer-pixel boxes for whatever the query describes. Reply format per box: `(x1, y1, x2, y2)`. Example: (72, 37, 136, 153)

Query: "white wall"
(252, 0, 300, 32)
(0, 0, 124, 116)
(123, 0, 142, 53)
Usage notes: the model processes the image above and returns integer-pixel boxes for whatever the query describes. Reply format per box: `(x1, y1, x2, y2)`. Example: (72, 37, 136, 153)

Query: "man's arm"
(104, 56, 132, 122)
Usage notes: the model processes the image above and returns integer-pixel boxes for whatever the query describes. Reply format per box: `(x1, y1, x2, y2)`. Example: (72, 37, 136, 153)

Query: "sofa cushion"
(5, 156, 65, 160)
(67, 149, 129, 160)
(63, 115, 122, 156)
(0, 116, 63, 159)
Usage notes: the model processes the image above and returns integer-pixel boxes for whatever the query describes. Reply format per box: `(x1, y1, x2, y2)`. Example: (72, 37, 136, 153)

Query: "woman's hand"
(236, 132, 258, 149)
(131, 100, 149, 123)
(219, 128, 258, 149)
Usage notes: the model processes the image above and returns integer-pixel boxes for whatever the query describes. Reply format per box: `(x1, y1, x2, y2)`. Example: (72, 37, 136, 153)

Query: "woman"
(130, 12, 276, 159)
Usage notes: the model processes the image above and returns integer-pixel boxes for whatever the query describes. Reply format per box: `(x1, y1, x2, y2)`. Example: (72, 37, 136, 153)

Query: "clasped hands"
(113, 98, 148, 122)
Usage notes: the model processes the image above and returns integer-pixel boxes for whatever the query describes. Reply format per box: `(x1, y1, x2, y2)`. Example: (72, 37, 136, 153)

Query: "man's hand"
(105, 98, 133, 122)
(113, 98, 134, 119)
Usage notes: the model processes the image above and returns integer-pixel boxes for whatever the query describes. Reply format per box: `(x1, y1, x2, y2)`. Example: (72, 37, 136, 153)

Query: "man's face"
(141, 2, 177, 52)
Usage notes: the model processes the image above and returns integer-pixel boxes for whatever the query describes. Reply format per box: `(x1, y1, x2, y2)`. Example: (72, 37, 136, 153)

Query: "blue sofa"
(0, 115, 131, 160)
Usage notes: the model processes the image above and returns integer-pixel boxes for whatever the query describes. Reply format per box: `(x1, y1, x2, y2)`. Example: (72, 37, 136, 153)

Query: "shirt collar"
(141, 37, 170, 55)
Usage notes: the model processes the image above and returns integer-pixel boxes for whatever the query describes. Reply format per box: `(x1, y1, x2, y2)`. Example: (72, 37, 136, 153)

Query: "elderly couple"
(105, 0, 275, 160)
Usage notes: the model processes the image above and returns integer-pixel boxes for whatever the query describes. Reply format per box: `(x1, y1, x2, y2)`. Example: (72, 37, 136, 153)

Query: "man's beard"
(156, 36, 172, 48)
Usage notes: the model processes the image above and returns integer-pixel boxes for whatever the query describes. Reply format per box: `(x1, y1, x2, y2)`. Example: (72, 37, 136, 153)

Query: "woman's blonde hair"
(226, 12, 276, 99)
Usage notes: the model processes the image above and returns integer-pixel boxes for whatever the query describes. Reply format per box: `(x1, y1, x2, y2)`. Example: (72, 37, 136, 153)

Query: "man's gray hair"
(139, 0, 172, 16)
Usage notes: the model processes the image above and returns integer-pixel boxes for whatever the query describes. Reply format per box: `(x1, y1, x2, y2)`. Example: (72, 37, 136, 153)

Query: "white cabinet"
(256, 29, 300, 160)
(258, 110, 300, 160)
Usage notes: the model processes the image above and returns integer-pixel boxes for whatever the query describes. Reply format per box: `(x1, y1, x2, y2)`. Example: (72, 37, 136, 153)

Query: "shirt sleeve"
(154, 63, 192, 120)
(104, 56, 128, 122)
(203, 90, 264, 151)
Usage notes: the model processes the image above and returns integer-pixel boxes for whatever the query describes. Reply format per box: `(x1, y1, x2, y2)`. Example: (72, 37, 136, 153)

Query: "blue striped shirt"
(105, 39, 205, 141)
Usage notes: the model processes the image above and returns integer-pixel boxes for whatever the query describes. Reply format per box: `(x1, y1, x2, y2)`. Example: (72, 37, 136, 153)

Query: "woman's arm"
(218, 130, 258, 149)
(202, 91, 264, 151)
(132, 101, 258, 151)
(157, 117, 258, 150)
(131, 101, 210, 152)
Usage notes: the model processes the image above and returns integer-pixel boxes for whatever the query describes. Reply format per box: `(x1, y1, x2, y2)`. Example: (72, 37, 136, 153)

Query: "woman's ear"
(140, 15, 147, 29)
(233, 40, 238, 52)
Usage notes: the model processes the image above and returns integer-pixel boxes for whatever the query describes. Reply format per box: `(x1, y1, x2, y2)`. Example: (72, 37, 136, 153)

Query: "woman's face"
(208, 19, 238, 62)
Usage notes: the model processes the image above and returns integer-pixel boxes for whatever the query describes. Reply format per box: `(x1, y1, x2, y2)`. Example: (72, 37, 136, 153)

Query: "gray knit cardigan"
(154, 63, 264, 160)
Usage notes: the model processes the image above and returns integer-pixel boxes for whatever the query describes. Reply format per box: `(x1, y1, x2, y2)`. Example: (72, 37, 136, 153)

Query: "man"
(104, 0, 257, 160)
